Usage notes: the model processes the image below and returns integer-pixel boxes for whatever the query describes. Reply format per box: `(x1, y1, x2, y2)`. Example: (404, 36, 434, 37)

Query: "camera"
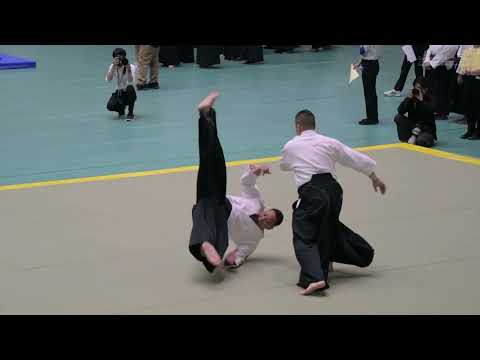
(412, 88, 420, 97)
(121, 57, 129, 66)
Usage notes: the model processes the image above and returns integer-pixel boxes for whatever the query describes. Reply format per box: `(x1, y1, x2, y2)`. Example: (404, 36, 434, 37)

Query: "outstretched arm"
(333, 140, 386, 195)
(239, 164, 270, 199)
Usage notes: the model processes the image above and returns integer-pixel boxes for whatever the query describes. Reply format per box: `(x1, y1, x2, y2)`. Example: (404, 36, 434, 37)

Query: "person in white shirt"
(423, 45, 459, 120)
(106, 48, 137, 121)
(189, 92, 284, 273)
(280, 110, 386, 295)
(384, 45, 428, 97)
(354, 45, 382, 125)
(457, 45, 480, 140)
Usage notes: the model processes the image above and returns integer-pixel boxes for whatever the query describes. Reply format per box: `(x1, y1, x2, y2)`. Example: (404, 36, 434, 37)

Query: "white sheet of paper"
(349, 64, 360, 84)
(401, 45, 417, 63)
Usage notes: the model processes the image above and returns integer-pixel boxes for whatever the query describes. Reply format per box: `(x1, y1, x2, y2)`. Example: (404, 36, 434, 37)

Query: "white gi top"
(424, 45, 459, 70)
(106, 64, 134, 91)
(360, 45, 382, 60)
(226, 167, 265, 265)
(280, 130, 377, 188)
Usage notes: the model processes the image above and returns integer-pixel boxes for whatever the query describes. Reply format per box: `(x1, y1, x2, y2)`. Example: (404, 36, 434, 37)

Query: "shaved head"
(295, 110, 316, 130)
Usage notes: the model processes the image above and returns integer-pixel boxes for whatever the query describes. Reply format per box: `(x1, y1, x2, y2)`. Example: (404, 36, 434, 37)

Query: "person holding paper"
(394, 76, 437, 147)
(280, 109, 386, 295)
(384, 45, 428, 97)
(354, 45, 382, 125)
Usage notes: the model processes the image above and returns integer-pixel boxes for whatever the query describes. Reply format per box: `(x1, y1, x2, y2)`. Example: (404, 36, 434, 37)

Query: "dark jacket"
(398, 95, 437, 140)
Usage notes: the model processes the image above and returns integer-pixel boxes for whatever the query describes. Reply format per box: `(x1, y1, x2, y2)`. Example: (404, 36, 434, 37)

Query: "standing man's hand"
(424, 63, 432, 71)
(369, 172, 386, 195)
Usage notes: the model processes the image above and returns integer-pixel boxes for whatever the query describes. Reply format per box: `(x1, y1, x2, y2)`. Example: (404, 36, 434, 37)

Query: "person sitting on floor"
(394, 76, 437, 147)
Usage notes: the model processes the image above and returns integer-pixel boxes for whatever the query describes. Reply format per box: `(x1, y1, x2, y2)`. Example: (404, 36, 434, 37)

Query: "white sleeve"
(331, 140, 376, 176)
(239, 167, 261, 199)
(106, 64, 114, 82)
(279, 144, 293, 172)
(234, 242, 260, 265)
(424, 48, 432, 65)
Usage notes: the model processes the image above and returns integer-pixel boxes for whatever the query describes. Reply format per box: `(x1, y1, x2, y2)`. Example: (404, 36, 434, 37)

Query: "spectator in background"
(136, 45, 161, 90)
(354, 45, 382, 125)
(457, 45, 480, 140)
(384, 45, 428, 97)
(241, 46, 264, 64)
(423, 45, 459, 120)
(106, 48, 137, 121)
(394, 76, 437, 147)
(159, 46, 180, 68)
(196, 46, 221, 68)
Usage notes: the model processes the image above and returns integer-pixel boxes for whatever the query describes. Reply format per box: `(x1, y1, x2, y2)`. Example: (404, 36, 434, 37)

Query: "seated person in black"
(394, 76, 437, 147)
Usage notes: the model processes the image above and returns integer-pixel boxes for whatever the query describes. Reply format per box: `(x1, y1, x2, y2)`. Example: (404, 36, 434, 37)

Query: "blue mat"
(0, 54, 36, 70)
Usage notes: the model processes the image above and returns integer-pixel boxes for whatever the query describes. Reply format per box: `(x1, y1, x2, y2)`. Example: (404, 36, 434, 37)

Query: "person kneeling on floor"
(106, 48, 137, 121)
(394, 76, 437, 147)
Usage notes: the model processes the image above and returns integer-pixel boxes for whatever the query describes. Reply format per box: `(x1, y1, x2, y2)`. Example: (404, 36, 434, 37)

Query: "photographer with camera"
(394, 76, 437, 147)
(106, 48, 137, 121)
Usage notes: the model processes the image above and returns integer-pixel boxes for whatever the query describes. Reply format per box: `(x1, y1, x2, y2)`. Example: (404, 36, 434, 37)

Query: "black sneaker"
(359, 118, 379, 125)
(468, 131, 480, 140)
(136, 83, 149, 91)
(147, 81, 159, 89)
(126, 114, 135, 122)
(460, 130, 474, 139)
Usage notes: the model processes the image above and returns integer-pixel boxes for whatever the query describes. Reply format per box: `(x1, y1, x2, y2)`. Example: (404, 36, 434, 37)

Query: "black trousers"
(241, 46, 264, 63)
(189, 109, 231, 272)
(464, 76, 480, 131)
(394, 114, 435, 147)
(427, 66, 452, 115)
(394, 55, 424, 91)
(361, 60, 379, 121)
(292, 174, 374, 289)
(106, 85, 136, 116)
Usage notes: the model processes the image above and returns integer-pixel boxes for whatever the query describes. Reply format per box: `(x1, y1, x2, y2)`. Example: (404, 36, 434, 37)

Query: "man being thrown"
(280, 110, 387, 295)
(189, 92, 284, 273)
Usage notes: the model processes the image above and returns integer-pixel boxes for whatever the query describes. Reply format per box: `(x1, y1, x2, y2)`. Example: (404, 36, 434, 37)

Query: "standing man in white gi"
(280, 109, 387, 295)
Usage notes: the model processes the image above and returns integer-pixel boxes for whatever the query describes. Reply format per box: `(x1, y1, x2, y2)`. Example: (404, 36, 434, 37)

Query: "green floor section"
(0, 45, 477, 185)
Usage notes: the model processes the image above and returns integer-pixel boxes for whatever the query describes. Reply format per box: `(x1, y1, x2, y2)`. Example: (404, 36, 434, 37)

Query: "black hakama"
(196, 46, 221, 68)
(189, 108, 232, 272)
(159, 46, 181, 67)
(292, 174, 374, 289)
(241, 46, 264, 63)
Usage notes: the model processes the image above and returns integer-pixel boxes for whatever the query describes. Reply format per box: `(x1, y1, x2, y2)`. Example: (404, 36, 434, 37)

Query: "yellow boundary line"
(0, 143, 478, 192)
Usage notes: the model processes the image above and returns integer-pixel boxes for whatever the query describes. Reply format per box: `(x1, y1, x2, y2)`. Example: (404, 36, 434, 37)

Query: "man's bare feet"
(300, 281, 327, 296)
(197, 91, 220, 113)
(201, 241, 222, 267)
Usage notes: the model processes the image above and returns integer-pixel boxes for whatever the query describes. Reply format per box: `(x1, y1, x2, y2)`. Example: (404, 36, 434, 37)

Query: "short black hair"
(272, 208, 284, 227)
(413, 76, 428, 89)
(295, 109, 315, 129)
(112, 48, 127, 58)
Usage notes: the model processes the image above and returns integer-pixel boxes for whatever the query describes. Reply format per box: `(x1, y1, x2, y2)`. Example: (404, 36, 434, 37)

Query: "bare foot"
(201, 241, 221, 266)
(300, 281, 327, 296)
(197, 91, 220, 113)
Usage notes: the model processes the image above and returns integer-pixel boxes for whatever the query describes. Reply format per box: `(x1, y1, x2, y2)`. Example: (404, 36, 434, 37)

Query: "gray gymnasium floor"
(0, 145, 479, 314)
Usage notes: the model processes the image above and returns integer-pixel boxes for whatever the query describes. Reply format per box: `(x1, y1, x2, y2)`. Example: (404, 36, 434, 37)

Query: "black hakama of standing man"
(292, 174, 374, 290)
(196, 46, 221, 68)
(189, 96, 231, 273)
